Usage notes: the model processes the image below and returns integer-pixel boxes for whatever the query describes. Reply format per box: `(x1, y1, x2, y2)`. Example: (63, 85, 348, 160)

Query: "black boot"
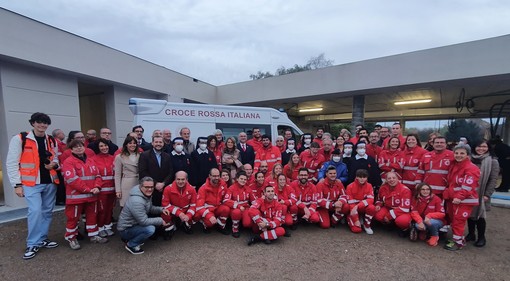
(466, 219, 476, 242)
(247, 234, 262, 246)
(475, 218, 486, 247)
(283, 226, 291, 237)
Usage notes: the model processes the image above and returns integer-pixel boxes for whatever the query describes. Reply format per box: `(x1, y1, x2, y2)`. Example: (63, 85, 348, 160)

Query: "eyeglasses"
(276, 140, 284, 142)
(101, 132, 112, 135)
(142, 186, 154, 189)
(134, 130, 143, 133)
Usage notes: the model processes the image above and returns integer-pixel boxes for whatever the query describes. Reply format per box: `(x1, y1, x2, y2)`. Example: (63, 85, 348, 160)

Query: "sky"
(1, 1, 510, 86)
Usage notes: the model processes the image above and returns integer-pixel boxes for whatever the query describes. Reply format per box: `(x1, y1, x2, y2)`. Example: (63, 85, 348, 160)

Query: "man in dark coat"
(190, 137, 218, 189)
(138, 136, 174, 207)
(237, 132, 255, 166)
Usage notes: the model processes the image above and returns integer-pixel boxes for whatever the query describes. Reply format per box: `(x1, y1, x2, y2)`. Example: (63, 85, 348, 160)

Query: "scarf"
(471, 153, 492, 218)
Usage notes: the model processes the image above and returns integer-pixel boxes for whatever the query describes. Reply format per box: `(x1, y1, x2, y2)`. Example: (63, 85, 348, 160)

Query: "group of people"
(6, 112, 500, 259)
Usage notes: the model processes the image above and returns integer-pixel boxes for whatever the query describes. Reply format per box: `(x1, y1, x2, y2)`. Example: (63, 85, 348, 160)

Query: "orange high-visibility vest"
(19, 133, 59, 186)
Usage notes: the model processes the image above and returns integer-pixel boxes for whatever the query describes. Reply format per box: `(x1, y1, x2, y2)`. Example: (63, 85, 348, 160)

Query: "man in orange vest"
(6, 112, 60, 260)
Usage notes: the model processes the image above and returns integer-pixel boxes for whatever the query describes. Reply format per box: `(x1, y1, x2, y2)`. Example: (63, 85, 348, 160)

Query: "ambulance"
(128, 98, 303, 143)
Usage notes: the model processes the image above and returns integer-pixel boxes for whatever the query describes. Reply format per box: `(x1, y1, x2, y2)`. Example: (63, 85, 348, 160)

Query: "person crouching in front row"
(117, 177, 171, 254)
(247, 185, 286, 245)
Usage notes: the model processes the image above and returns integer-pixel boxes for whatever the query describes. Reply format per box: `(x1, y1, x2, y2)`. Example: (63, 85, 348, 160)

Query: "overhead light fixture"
(299, 107, 323, 112)
(394, 99, 432, 105)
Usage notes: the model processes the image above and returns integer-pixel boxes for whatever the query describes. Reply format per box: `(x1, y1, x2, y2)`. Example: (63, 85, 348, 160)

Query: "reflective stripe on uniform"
(67, 194, 94, 199)
(428, 169, 448, 175)
(403, 166, 418, 170)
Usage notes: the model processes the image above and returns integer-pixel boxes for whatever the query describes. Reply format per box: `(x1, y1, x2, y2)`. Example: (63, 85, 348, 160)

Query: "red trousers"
(349, 204, 376, 233)
(317, 204, 349, 229)
(65, 201, 98, 239)
(97, 193, 116, 229)
(231, 208, 253, 233)
(194, 205, 230, 229)
(447, 202, 473, 246)
(258, 227, 285, 240)
(162, 208, 195, 230)
(296, 206, 320, 224)
(372, 206, 411, 230)
(282, 205, 297, 226)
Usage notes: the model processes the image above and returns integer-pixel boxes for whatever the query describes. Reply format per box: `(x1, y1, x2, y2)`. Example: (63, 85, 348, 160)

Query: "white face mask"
(175, 144, 184, 153)
(287, 144, 295, 150)
(344, 148, 352, 155)
(357, 148, 366, 156)
(332, 156, 341, 162)
(304, 139, 311, 145)
(199, 143, 207, 150)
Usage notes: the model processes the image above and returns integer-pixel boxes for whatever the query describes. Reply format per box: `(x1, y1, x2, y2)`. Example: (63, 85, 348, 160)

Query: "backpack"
(20, 132, 56, 152)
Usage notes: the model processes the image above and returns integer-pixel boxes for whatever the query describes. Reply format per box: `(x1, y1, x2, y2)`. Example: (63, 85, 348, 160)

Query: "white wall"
(0, 62, 80, 207)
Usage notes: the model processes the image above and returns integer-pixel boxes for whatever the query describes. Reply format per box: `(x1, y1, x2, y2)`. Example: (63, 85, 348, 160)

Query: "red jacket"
(275, 184, 297, 206)
(248, 179, 269, 200)
(444, 158, 480, 205)
(247, 138, 263, 153)
(300, 150, 326, 182)
(62, 155, 102, 204)
(91, 153, 115, 194)
(291, 180, 318, 212)
(416, 150, 454, 195)
(162, 181, 197, 217)
(382, 135, 406, 151)
(223, 182, 256, 209)
(249, 198, 284, 229)
(283, 163, 302, 181)
(366, 143, 382, 162)
(196, 178, 229, 209)
(60, 147, 95, 164)
(378, 149, 404, 180)
(346, 180, 374, 208)
(376, 182, 412, 218)
(254, 144, 281, 173)
(316, 179, 347, 210)
(319, 148, 333, 161)
(410, 195, 445, 224)
(401, 146, 427, 188)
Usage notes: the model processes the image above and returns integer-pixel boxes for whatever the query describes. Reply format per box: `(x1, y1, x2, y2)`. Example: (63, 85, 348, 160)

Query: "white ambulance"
(128, 98, 303, 143)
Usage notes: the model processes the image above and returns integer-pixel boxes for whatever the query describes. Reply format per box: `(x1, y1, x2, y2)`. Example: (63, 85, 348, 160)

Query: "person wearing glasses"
(132, 125, 151, 151)
(88, 127, 118, 155)
(118, 176, 171, 254)
(409, 183, 445, 247)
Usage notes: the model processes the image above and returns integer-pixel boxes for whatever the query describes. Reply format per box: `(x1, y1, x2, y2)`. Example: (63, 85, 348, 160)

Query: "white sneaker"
(105, 229, 115, 236)
(364, 226, 374, 235)
(90, 236, 109, 244)
(68, 239, 81, 250)
(98, 230, 108, 238)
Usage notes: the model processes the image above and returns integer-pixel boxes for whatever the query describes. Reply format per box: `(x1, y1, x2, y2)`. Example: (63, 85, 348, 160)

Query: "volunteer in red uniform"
(316, 166, 349, 229)
(254, 135, 281, 173)
(243, 164, 255, 186)
(194, 168, 231, 234)
(161, 171, 197, 239)
(366, 131, 382, 161)
(372, 172, 412, 233)
(249, 171, 269, 199)
(91, 138, 116, 238)
(60, 131, 95, 163)
(402, 134, 427, 193)
(382, 122, 406, 150)
(378, 137, 404, 181)
(300, 142, 326, 183)
(247, 185, 286, 245)
(443, 144, 480, 251)
(275, 135, 286, 153)
(247, 127, 263, 152)
(319, 138, 334, 161)
(290, 168, 320, 227)
(346, 169, 376, 234)
(283, 153, 302, 181)
(313, 128, 324, 147)
(62, 139, 108, 250)
(275, 173, 298, 229)
(409, 183, 445, 247)
(266, 163, 284, 187)
(416, 136, 454, 198)
(223, 172, 256, 238)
